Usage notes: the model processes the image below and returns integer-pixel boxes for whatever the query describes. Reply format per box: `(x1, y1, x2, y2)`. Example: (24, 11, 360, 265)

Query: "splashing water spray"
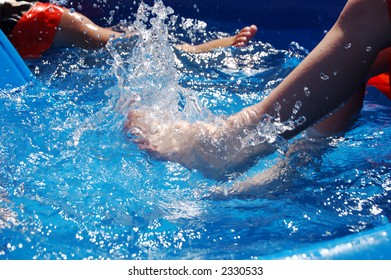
(240, 101, 306, 153)
(105, 0, 306, 153)
(106, 0, 211, 123)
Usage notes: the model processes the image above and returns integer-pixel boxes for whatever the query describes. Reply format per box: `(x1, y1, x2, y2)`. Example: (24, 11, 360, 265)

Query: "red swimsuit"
(366, 0, 391, 99)
(8, 2, 64, 59)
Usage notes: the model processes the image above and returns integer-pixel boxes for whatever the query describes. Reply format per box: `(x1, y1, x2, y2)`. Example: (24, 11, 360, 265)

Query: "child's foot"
(175, 24, 258, 53)
(124, 107, 275, 180)
(231, 25, 258, 47)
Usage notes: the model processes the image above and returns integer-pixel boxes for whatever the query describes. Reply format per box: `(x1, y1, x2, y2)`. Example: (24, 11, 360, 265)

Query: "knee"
(338, 0, 372, 25)
(336, 0, 390, 43)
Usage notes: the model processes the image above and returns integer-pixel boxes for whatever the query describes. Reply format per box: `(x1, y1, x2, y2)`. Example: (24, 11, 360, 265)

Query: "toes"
(135, 139, 152, 150)
(234, 25, 257, 48)
(249, 25, 258, 35)
(234, 41, 246, 47)
(127, 127, 144, 137)
(126, 110, 143, 123)
(233, 36, 248, 47)
(240, 25, 257, 40)
(240, 26, 250, 32)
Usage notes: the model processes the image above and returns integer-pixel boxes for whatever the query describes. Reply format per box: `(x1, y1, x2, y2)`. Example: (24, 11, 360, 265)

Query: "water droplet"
(304, 87, 311, 97)
(333, 71, 338, 76)
(296, 116, 306, 126)
(274, 102, 281, 112)
(366, 46, 372, 52)
(344, 43, 352, 49)
(320, 73, 329, 80)
(69, 8, 75, 13)
(292, 101, 302, 116)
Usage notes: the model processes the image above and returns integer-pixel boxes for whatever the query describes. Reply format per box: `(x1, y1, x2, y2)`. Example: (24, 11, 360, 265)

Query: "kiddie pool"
(1, 0, 391, 260)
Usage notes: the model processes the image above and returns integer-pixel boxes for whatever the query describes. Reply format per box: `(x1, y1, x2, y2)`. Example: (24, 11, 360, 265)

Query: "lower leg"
(53, 9, 125, 49)
(175, 25, 257, 53)
(308, 45, 391, 137)
(306, 85, 365, 137)
(231, 0, 391, 138)
(126, 0, 391, 179)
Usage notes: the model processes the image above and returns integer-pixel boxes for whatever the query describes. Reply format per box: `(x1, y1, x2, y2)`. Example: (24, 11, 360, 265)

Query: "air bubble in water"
(366, 46, 372, 52)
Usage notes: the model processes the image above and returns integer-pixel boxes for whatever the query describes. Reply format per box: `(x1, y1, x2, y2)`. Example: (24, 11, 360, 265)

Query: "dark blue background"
(62, 0, 348, 49)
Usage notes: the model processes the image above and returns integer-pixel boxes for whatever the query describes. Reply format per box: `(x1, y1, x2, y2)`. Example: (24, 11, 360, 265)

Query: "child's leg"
(236, 0, 391, 139)
(308, 46, 391, 137)
(369, 47, 391, 75)
(53, 8, 125, 49)
(175, 25, 257, 53)
(306, 86, 366, 137)
(125, 0, 391, 179)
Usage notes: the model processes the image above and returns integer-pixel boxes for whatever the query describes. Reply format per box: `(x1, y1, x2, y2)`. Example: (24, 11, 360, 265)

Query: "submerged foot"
(124, 108, 275, 180)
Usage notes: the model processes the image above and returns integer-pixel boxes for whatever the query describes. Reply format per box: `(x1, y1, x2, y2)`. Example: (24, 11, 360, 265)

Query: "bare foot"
(207, 137, 330, 199)
(175, 25, 258, 53)
(231, 25, 258, 48)
(124, 108, 275, 180)
(208, 167, 290, 200)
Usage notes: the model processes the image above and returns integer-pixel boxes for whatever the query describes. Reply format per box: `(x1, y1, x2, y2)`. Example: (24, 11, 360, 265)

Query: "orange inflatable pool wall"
(367, 73, 391, 99)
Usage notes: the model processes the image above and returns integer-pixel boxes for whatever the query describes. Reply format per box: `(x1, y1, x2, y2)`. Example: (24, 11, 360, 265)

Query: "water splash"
(106, 0, 306, 153)
(320, 73, 329, 81)
(106, 0, 211, 122)
(49, 0, 69, 5)
(304, 87, 311, 97)
(241, 101, 306, 152)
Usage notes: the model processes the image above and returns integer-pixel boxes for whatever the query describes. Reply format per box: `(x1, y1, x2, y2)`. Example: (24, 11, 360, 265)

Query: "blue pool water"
(1, 0, 391, 260)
